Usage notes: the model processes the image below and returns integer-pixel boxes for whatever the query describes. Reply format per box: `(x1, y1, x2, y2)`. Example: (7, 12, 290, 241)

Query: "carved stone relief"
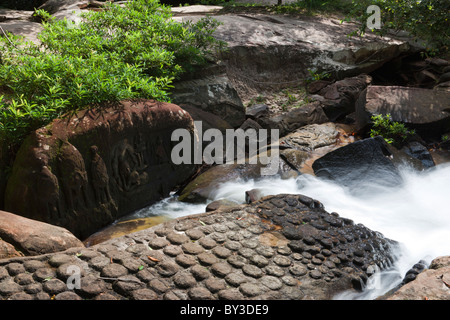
(90, 145, 114, 207)
(111, 138, 148, 194)
(4, 100, 196, 239)
(57, 141, 90, 212)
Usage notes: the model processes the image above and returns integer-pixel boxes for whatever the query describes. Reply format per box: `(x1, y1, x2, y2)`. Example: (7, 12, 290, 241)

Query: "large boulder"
(0, 19, 43, 44)
(310, 74, 372, 121)
(4, 100, 196, 239)
(355, 85, 450, 137)
(101, 193, 401, 299)
(170, 4, 222, 15)
(178, 152, 291, 203)
(280, 122, 340, 152)
(0, 210, 83, 256)
(312, 136, 423, 192)
(0, 240, 23, 260)
(0, 193, 404, 300)
(257, 101, 329, 137)
(171, 74, 246, 128)
(185, 13, 411, 99)
(401, 141, 435, 169)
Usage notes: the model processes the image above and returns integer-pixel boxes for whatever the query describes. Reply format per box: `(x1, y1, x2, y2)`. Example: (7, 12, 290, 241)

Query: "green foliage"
(344, 0, 449, 53)
(0, 0, 224, 150)
(369, 114, 416, 146)
(306, 68, 331, 83)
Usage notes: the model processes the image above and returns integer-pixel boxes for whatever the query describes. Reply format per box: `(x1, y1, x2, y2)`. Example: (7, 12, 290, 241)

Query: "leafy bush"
(369, 114, 416, 146)
(344, 0, 449, 53)
(0, 0, 224, 151)
(306, 68, 331, 83)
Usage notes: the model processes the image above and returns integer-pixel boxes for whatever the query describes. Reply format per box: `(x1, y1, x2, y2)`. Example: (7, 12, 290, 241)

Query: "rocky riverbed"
(0, 0, 449, 300)
(0, 194, 401, 300)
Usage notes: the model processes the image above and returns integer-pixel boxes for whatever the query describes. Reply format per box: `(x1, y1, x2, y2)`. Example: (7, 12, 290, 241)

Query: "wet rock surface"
(0, 194, 399, 300)
(312, 136, 425, 192)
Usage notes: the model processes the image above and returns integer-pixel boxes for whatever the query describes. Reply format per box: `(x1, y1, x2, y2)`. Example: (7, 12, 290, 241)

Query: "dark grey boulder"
(171, 74, 246, 128)
(312, 136, 423, 192)
(401, 141, 435, 169)
(245, 104, 269, 121)
(315, 74, 372, 122)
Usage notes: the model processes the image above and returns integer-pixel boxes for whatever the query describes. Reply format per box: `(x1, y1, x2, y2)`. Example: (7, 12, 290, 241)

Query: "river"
(123, 162, 450, 299)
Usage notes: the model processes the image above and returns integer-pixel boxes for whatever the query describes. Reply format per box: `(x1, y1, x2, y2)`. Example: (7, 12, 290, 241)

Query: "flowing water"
(124, 163, 450, 300)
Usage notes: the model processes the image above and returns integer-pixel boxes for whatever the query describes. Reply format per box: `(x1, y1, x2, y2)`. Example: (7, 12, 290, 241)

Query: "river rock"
(171, 74, 246, 128)
(178, 162, 270, 203)
(313, 74, 372, 121)
(205, 199, 239, 212)
(178, 148, 291, 203)
(37, 0, 84, 14)
(280, 123, 339, 152)
(83, 216, 172, 247)
(171, 4, 222, 16)
(0, 8, 34, 21)
(279, 122, 356, 174)
(400, 260, 428, 285)
(4, 100, 196, 239)
(312, 136, 423, 192)
(279, 123, 339, 173)
(0, 210, 83, 256)
(186, 13, 411, 100)
(401, 141, 435, 169)
(355, 85, 450, 137)
(0, 240, 23, 259)
(257, 102, 329, 137)
(387, 256, 450, 300)
(180, 105, 233, 134)
(245, 104, 269, 121)
(245, 188, 263, 203)
(435, 80, 450, 91)
(0, 193, 403, 300)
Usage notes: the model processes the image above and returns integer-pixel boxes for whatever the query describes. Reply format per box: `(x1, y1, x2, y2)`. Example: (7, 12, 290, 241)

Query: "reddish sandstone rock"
(0, 239, 23, 260)
(4, 99, 196, 239)
(388, 256, 450, 300)
(0, 210, 83, 256)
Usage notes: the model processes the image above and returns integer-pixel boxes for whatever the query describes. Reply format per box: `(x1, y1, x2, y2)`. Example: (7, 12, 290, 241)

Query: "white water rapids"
(126, 163, 450, 300)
